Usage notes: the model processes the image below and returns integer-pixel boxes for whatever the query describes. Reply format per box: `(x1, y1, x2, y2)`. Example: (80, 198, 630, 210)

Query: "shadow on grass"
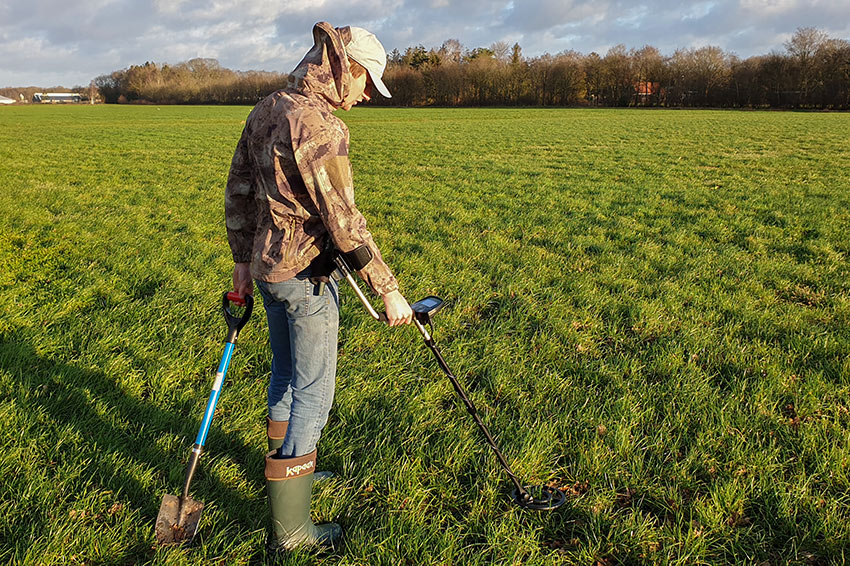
(0, 335, 268, 562)
(742, 489, 838, 565)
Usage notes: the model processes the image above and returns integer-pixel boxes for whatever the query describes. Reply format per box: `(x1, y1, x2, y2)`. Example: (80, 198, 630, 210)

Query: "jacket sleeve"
(292, 116, 399, 296)
(224, 126, 257, 264)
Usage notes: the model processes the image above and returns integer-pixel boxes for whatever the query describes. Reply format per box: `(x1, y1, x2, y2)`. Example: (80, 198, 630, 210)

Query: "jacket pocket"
(260, 212, 300, 268)
(283, 216, 303, 264)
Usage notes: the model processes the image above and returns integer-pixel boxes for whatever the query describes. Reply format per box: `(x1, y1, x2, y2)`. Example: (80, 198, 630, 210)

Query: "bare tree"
(383, 65, 427, 105)
(583, 52, 603, 105)
(427, 62, 465, 105)
(785, 27, 829, 105)
(810, 38, 850, 107)
(758, 52, 791, 107)
(490, 41, 510, 63)
(439, 39, 464, 65)
(466, 55, 499, 105)
(785, 27, 828, 62)
(669, 46, 730, 106)
(601, 45, 634, 106)
(730, 55, 761, 107)
(550, 51, 586, 105)
(692, 46, 731, 105)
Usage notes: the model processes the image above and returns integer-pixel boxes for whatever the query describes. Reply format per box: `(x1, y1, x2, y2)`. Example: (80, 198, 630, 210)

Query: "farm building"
(0, 95, 14, 105)
(33, 92, 82, 103)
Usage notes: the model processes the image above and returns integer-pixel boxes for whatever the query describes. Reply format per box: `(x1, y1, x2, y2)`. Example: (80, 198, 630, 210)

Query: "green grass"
(0, 105, 848, 565)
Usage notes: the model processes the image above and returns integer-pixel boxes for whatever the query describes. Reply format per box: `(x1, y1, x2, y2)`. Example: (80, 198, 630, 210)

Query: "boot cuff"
(267, 417, 288, 440)
(265, 449, 317, 480)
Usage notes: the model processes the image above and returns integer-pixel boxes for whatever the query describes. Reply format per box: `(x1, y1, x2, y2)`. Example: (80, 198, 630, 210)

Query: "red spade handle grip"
(226, 292, 246, 306)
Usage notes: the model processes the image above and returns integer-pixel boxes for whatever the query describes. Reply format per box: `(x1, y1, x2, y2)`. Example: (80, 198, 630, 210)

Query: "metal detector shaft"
(334, 257, 530, 500)
(419, 337, 529, 498)
(335, 249, 564, 510)
(338, 268, 387, 322)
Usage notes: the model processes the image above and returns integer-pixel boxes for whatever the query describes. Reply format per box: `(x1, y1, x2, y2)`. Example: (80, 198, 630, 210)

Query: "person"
(224, 22, 413, 551)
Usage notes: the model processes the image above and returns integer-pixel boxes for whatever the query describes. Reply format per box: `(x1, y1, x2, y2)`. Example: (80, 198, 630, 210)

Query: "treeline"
(89, 27, 848, 108)
(378, 27, 850, 109)
(94, 58, 290, 104)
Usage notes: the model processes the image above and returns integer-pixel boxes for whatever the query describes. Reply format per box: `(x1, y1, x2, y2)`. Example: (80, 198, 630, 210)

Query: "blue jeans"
(256, 273, 339, 458)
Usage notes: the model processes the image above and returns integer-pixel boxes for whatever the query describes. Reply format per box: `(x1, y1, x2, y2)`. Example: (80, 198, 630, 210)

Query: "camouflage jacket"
(225, 22, 398, 296)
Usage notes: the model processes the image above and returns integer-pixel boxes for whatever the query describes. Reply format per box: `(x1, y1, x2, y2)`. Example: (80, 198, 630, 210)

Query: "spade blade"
(155, 494, 204, 545)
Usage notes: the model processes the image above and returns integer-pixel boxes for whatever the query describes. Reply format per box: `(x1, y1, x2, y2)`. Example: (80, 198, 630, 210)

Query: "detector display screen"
(412, 296, 444, 317)
(418, 297, 441, 309)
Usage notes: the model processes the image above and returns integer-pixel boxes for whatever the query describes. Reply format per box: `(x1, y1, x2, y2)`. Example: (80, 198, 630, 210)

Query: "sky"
(2, 0, 849, 88)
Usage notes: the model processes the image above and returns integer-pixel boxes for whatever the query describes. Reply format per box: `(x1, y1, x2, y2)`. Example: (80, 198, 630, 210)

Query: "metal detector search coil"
(514, 485, 566, 511)
(334, 247, 566, 511)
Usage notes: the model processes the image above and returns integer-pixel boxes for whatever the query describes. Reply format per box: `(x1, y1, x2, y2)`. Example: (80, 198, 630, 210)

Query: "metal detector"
(333, 247, 565, 511)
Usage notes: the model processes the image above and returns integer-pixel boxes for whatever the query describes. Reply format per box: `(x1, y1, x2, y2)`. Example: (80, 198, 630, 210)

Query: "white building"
(33, 92, 82, 103)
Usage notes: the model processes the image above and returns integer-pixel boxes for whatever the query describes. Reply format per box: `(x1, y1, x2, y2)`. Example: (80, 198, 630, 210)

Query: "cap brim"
(366, 69, 391, 99)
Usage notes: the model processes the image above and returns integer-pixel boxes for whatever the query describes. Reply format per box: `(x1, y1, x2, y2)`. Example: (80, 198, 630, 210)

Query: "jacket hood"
(288, 22, 353, 109)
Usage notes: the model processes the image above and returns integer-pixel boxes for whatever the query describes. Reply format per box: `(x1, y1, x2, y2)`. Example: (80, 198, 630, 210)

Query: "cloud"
(1, 0, 848, 87)
(503, 0, 602, 33)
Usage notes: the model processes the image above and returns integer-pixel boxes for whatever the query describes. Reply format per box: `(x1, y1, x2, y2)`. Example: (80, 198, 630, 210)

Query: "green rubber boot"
(265, 449, 342, 551)
(267, 418, 334, 483)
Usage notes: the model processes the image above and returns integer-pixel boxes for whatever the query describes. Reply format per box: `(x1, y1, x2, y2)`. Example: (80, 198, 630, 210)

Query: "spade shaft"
(155, 292, 253, 545)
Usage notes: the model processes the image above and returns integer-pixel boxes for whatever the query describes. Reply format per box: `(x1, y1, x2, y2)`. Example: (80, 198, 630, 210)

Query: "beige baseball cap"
(346, 27, 392, 99)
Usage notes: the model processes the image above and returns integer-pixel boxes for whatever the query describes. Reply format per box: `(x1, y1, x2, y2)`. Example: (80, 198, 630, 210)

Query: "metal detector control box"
(411, 296, 444, 324)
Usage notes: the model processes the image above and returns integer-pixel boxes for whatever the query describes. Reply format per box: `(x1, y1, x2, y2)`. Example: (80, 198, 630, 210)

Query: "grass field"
(0, 104, 848, 565)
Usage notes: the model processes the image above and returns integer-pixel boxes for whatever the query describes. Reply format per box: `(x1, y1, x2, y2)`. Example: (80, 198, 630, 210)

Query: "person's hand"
(382, 290, 413, 327)
(232, 263, 254, 299)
